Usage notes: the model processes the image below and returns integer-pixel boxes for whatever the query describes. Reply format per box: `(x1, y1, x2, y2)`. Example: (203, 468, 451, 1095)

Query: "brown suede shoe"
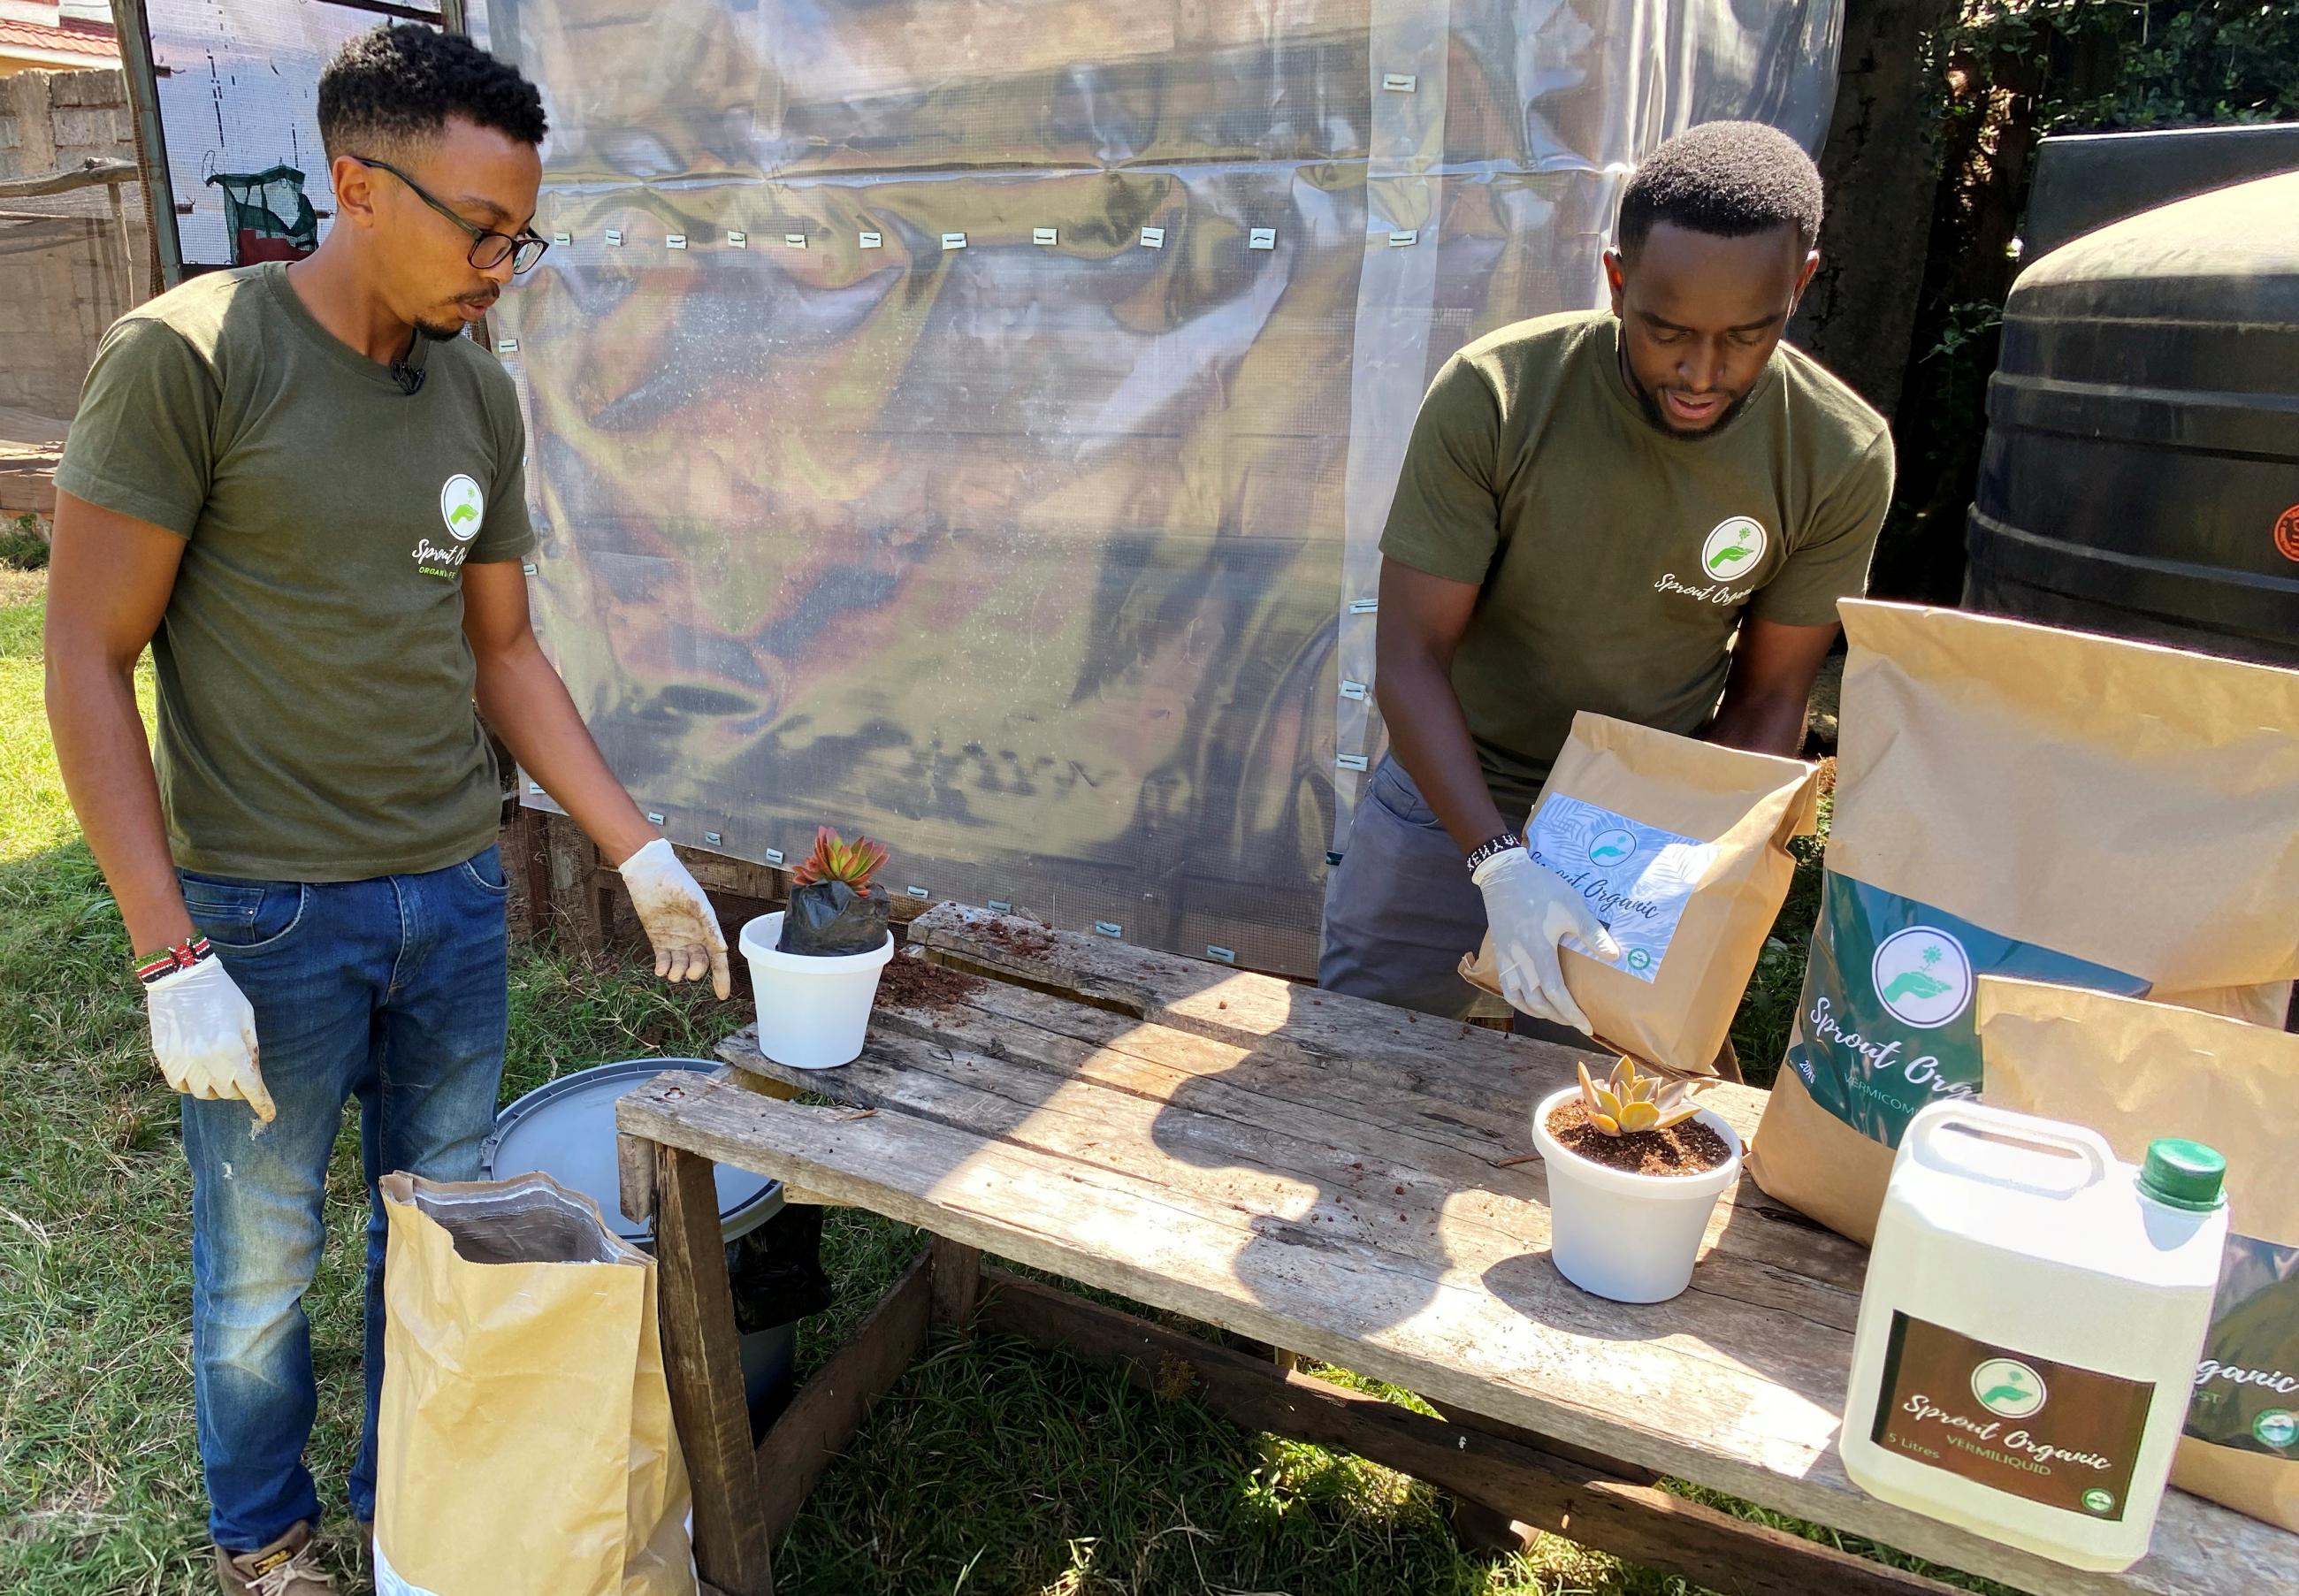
(215, 1521, 336, 1595)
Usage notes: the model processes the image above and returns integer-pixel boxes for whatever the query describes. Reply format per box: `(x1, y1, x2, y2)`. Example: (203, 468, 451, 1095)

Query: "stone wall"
(0, 67, 148, 427)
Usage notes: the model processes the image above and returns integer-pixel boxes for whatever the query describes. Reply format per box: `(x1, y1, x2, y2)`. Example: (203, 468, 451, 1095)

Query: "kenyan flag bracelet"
(134, 936, 214, 986)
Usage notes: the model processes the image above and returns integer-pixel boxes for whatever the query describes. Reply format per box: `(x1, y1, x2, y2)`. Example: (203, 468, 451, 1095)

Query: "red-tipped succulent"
(792, 827, 889, 892)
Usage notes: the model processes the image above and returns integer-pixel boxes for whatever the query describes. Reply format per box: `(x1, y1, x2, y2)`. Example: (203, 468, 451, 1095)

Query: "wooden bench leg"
(654, 1142, 775, 1596)
(929, 1236, 982, 1336)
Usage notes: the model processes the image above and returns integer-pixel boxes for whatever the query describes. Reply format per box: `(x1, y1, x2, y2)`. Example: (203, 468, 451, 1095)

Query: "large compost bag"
(1462, 712, 1821, 1076)
(375, 1172, 694, 1596)
(1745, 600, 2299, 1242)
(1979, 978, 2299, 1532)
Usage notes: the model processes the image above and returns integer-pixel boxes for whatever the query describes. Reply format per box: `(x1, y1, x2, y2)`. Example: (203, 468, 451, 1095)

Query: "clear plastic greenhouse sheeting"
(479, 0, 1840, 975)
(142, 0, 473, 267)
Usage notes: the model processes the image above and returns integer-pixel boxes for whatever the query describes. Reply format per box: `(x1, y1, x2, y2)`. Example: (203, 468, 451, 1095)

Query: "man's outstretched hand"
(619, 837, 732, 999)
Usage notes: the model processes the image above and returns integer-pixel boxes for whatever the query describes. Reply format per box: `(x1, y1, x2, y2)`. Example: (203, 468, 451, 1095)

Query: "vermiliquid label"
(1871, 1311, 2152, 1518)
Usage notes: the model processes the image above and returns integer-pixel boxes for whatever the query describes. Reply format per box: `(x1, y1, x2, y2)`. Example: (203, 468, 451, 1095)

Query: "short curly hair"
(317, 24, 546, 162)
(1617, 121, 1822, 258)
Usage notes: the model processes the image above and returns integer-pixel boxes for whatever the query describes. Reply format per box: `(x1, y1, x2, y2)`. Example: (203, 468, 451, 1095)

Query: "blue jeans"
(178, 845, 510, 1552)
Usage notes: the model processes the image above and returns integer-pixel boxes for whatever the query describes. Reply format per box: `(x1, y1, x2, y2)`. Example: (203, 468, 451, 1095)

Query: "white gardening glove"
(618, 837, 731, 999)
(1472, 846, 1623, 1033)
(148, 957, 274, 1123)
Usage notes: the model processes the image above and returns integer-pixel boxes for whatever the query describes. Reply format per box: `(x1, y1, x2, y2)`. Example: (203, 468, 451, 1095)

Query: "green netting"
(204, 164, 319, 263)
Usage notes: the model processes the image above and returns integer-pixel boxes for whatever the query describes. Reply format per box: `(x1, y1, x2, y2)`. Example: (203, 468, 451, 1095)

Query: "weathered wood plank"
(872, 970, 1865, 1294)
(617, 1077, 2272, 1596)
(714, 1026, 1860, 1395)
(977, 1269, 1969, 1596)
(929, 1237, 982, 1336)
(616, 1131, 656, 1226)
(721, 1015, 1860, 1333)
(507, 803, 554, 941)
(542, 812, 605, 955)
(755, 1250, 932, 1543)
(911, 903, 1567, 1075)
(653, 1142, 774, 1595)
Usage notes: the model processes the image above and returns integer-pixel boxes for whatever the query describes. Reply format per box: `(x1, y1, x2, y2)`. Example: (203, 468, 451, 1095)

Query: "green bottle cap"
(2139, 1138, 2226, 1212)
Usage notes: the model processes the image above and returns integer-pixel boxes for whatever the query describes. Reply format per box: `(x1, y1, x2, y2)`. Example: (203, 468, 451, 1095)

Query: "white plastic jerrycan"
(1841, 1099, 2226, 1572)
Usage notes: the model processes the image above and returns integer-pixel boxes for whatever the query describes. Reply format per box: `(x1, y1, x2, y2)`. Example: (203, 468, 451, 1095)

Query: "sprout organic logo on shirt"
(439, 474, 485, 542)
(1651, 515, 1768, 606)
(1700, 516, 1767, 581)
(414, 474, 487, 578)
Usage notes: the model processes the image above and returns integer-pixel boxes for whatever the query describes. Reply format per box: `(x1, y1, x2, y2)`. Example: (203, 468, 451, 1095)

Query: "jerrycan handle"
(1904, 1099, 2114, 1200)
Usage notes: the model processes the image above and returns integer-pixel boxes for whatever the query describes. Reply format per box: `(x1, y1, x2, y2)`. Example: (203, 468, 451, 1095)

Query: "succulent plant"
(792, 827, 889, 892)
(1576, 1056, 1704, 1137)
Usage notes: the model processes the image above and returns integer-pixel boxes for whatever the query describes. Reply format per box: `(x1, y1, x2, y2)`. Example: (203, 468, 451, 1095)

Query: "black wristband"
(1465, 831, 1524, 875)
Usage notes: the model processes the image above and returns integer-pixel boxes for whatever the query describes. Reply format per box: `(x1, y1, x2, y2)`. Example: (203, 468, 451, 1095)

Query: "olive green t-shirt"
(1381, 309, 1893, 817)
(57, 263, 536, 882)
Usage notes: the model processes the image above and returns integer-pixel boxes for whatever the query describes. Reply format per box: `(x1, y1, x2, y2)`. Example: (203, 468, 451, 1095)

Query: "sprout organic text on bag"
(1979, 978, 2299, 1535)
(1745, 601, 2299, 1244)
(1462, 712, 1821, 1077)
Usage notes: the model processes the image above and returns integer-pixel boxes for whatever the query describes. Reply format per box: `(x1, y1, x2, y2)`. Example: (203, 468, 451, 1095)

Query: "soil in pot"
(1544, 1097, 1730, 1177)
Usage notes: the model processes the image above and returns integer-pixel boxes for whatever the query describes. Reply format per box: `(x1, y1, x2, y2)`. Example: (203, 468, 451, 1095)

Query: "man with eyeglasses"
(43, 25, 726, 1592)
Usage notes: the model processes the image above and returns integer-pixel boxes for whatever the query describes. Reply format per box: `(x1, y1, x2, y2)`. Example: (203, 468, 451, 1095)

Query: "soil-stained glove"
(620, 837, 731, 999)
(148, 958, 274, 1123)
(1472, 846, 1622, 1033)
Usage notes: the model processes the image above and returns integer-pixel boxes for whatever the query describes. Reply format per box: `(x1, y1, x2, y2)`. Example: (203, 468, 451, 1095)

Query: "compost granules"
(1544, 1098, 1730, 1177)
(873, 958, 986, 1013)
(977, 920, 1058, 959)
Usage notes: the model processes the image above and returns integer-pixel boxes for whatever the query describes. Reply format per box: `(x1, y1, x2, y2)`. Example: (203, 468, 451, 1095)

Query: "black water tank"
(1963, 171, 2299, 665)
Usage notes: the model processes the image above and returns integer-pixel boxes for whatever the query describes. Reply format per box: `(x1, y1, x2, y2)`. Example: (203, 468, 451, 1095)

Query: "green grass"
(1, 515, 50, 573)
(0, 582, 1999, 1595)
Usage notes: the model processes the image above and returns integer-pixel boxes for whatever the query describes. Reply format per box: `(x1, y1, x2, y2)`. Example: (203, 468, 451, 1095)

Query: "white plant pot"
(1531, 1083, 1743, 1304)
(739, 912, 895, 1070)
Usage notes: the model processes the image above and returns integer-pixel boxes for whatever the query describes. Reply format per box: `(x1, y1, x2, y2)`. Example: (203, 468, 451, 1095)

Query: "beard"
(413, 316, 470, 343)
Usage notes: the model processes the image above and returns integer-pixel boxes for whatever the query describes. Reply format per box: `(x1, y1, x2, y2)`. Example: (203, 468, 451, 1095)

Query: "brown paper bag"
(1978, 978, 2299, 1532)
(1461, 711, 1821, 1076)
(375, 1172, 695, 1596)
(1745, 600, 2299, 1243)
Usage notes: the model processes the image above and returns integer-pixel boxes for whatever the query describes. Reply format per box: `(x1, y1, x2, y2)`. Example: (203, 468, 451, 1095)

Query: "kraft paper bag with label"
(1745, 600, 2299, 1244)
(1978, 978, 2299, 1533)
(1461, 711, 1822, 1077)
(374, 1172, 695, 1596)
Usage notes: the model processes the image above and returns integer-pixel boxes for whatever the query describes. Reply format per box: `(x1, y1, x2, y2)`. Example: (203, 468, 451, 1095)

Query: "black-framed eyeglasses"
(350, 155, 550, 275)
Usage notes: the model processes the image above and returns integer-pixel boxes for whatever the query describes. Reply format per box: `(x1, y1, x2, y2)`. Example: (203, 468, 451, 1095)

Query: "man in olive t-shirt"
(1321, 121, 1893, 1043)
(43, 27, 729, 1592)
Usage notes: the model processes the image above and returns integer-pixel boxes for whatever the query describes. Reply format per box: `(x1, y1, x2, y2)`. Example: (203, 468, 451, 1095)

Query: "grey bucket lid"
(481, 1058, 781, 1245)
